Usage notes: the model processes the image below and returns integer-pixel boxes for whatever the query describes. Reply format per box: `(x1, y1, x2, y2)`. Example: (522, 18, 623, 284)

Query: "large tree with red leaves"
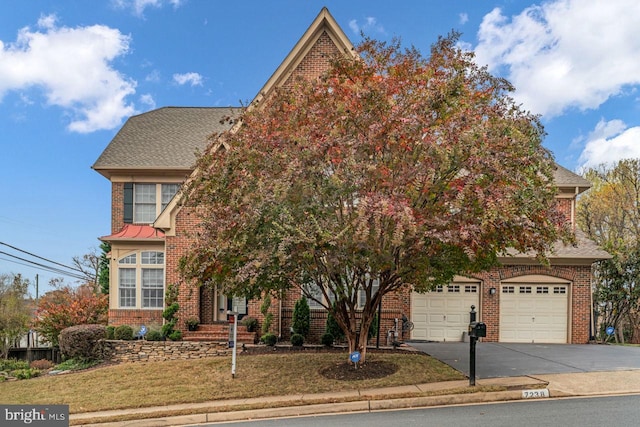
(180, 34, 571, 361)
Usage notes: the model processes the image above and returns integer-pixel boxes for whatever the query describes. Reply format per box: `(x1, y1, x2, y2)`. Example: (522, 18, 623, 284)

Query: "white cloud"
(459, 13, 469, 25)
(173, 72, 203, 86)
(348, 16, 385, 35)
(112, 0, 184, 17)
(139, 93, 156, 110)
(474, 0, 640, 117)
(0, 14, 136, 133)
(578, 119, 640, 169)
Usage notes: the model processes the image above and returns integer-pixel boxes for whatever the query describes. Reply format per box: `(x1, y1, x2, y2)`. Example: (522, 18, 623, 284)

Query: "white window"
(119, 268, 136, 308)
(161, 184, 180, 210)
(133, 183, 180, 224)
(117, 251, 164, 309)
(358, 277, 380, 308)
(302, 282, 328, 309)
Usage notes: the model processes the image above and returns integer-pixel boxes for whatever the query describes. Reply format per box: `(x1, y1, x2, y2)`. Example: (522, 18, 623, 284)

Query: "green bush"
(11, 368, 40, 380)
(105, 326, 115, 340)
(290, 333, 304, 346)
(168, 330, 182, 341)
(241, 316, 259, 332)
(325, 304, 345, 341)
(54, 358, 100, 371)
(59, 324, 106, 361)
(292, 296, 311, 337)
(145, 330, 164, 341)
(320, 332, 334, 347)
(114, 325, 134, 340)
(260, 294, 273, 334)
(261, 332, 277, 346)
(0, 359, 28, 372)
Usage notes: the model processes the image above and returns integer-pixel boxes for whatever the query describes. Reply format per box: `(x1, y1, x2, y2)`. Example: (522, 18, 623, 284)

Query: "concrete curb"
(72, 388, 535, 427)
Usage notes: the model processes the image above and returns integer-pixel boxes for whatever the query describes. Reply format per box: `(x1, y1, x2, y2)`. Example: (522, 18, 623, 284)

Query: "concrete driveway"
(408, 341, 640, 378)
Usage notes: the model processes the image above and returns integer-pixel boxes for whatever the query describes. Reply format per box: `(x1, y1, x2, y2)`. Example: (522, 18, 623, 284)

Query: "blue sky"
(1, 0, 639, 295)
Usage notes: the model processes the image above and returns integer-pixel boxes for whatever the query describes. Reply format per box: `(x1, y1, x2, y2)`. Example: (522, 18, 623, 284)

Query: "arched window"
(118, 251, 165, 309)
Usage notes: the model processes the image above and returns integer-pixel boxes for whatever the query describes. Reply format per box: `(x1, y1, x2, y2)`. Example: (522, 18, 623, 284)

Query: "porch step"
(183, 323, 256, 344)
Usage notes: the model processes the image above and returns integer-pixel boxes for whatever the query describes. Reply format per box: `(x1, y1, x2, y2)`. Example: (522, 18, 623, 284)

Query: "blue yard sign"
(606, 326, 615, 336)
(349, 351, 361, 364)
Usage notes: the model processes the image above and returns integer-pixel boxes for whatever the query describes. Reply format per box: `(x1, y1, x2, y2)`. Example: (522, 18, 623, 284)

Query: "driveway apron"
(407, 341, 640, 378)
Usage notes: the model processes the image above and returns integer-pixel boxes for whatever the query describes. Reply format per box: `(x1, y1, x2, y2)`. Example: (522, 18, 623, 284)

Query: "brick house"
(93, 8, 610, 345)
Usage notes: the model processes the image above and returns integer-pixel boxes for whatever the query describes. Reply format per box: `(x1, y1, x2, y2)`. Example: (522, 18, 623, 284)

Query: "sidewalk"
(71, 370, 640, 426)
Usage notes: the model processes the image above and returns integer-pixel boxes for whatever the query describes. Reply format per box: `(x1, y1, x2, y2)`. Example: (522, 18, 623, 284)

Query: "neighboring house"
(93, 8, 610, 345)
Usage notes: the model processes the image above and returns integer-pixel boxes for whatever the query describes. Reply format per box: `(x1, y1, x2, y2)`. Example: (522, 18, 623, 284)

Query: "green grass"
(0, 351, 464, 414)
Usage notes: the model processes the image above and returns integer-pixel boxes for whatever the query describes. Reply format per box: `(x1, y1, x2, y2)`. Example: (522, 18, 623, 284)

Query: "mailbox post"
(468, 305, 486, 386)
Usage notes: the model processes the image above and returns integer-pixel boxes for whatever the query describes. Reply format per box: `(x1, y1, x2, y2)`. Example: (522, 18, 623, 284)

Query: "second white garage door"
(412, 279, 480, 342)
(499, 276, 570, 343)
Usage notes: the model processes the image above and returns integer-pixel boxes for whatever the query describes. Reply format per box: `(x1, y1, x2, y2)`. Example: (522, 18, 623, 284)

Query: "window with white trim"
(358, 277, 380, 308)
(302, 282, 329, 309)
(133, 184, 180, 224)
(118, 251, 165, 309)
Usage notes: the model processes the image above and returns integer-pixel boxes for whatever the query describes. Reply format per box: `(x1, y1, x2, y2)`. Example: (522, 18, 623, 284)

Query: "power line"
(0, 251, 86, 281)
(0, 241, 84, 274)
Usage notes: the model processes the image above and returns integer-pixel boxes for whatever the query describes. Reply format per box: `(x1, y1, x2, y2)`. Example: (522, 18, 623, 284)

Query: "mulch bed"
(319, 360, 398, 380)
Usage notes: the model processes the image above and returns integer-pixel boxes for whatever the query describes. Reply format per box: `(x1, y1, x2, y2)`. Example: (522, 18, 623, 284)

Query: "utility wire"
(0, 251, 87, 281)
(0, 241, 85, 274)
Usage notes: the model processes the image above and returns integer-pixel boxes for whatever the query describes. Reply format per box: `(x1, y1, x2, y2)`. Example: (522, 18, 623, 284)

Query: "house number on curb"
(522, 389, 550, 399)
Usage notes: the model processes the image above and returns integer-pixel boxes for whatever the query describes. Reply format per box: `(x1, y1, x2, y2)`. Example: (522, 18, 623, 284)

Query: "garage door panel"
(500, 284, 568, 344)
(412, 286, 479, 342)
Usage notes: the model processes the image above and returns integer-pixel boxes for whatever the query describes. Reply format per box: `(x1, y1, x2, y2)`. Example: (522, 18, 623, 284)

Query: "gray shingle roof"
(553, 163, 591, 190)
(92, 107, 241, 177)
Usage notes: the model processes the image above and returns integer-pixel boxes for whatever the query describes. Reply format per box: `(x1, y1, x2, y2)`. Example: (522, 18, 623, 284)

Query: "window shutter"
(124, 183, 133, 223)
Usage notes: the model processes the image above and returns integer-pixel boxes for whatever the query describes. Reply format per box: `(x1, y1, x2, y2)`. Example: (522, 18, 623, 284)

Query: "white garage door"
(412, 281, 479, 342)
(500, 280, 569, 343)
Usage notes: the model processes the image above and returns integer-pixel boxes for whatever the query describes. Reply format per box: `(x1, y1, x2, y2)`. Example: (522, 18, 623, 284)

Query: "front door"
(213, 288, 247, 321)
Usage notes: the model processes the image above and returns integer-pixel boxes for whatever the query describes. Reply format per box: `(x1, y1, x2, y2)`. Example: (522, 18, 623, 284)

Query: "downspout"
(278, 289, 283, 339)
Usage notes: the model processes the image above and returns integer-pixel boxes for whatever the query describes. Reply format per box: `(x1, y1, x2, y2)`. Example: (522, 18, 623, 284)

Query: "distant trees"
(578, 159, 640, 342)
(0, 274, 31, 358)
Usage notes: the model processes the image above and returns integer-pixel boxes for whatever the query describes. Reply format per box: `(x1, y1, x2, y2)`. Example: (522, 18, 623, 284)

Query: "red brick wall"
(556, 198, 573, 227)
(466, 264, 592, 344)
(282, 31, 342, 88)
(112, 182, 125, 233)
(108, 309, 162, 329)
(167, 206, 202, 333)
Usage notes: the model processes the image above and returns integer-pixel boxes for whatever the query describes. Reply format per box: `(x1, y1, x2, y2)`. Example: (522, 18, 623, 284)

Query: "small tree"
(260, 293, 273, 335)
(32, 284, 107, 346)
(98, 242, 111, 295)
(0, 274, 31, 359)
(292, 296, 310, 337)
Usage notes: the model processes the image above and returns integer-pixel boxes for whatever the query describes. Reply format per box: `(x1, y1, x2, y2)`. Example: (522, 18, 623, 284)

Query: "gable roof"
(92, 107, 241, 179)
(553, 164, 591, 192)
(250, 7, 355, 109)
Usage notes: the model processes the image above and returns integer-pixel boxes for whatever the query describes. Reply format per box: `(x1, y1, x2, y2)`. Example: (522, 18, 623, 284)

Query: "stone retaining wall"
(102, 340, 232, 363)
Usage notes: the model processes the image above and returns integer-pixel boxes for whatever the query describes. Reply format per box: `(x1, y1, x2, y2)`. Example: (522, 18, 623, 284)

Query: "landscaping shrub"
(292, 296, 310, 337)
(260, 294, 273, 334)
(0, 359, 28, 372)
(59, 324, 106, 361)
(168, 330, 182, 341)
(12, 368, 40, 380)
(30, 359, 54, 370)
(261, 332, 277, 346)
(321, 332, 334, 347)
(105, 326, 115, 340)
(325, 304, 345, 341)
(114, 325, 134, 340)
(241, 316, 258, 332)
(290, 333, 304, 347)
(145, 330, 164, 341)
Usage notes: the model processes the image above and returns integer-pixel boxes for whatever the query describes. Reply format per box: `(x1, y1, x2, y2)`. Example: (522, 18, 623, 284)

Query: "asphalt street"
(407, 341, 640, 378)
